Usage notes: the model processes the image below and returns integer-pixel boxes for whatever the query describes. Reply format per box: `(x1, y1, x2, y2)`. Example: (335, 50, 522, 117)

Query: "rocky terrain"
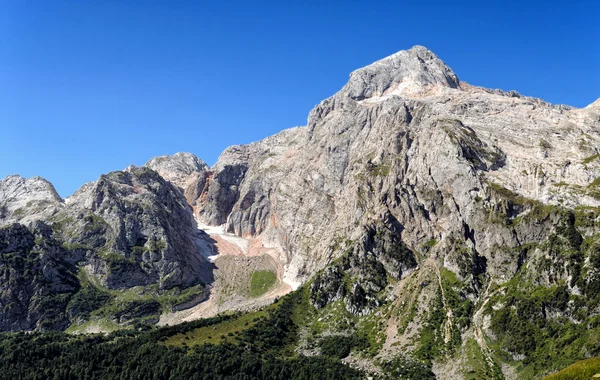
(0, 165, 215, 331)
(1, 45, 599, 379)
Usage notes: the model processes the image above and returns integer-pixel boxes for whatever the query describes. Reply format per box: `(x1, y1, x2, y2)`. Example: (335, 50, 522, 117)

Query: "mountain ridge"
(0, 46, 599, 379)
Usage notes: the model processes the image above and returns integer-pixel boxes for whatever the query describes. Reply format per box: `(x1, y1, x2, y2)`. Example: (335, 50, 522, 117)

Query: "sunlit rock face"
(174, 46, 599, 288)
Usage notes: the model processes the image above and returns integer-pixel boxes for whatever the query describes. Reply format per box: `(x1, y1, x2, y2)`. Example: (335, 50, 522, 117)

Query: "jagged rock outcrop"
(310, 216, 418, 316)
(0, 175, 63, 224)
(586, 98, 600, 111)
(145, 152, 209, 187)
(0, 166, 211, 331)
(0, 222, 81, 331)
(342, 45, 460, 100)
(62, 166, 208, 290)
(145, 152, 211, 210)
(142, 46, 599, 377)
(176, 45, 599, 292)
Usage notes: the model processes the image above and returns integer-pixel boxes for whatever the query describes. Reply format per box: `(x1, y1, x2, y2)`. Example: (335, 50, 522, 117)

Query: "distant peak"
(146, 152, 208, 171)
(0, 174, 63, 204)
(145, 152, 208, 186)
(342, 45, 460, 100)
(586, 98, 600, 110)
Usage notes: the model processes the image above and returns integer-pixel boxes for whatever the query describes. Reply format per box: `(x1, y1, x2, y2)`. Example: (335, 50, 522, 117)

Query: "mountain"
(0, 46, 599, 379)
(0, 166, 212, 331)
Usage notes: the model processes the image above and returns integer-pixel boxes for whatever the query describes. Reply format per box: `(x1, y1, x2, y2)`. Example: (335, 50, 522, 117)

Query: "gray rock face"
(197, 145, 250, 226)
(145, 152, 209, 188)
(145, 152, 213, 216)
(0, 166, 210, 331)
(0, 175, 63, 224)
(1, 46, 598, 351)
(342, 45, 460, 100)
(0, 222, 80, 331)
(587, 98, 600, 110)
(63, 166, 208, 290)
(175, 46, 599, 294)
(310, 217, 417, 316)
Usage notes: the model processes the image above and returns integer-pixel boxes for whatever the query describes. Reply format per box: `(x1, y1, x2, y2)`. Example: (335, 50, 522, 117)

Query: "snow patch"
(197, 222, 249, 255)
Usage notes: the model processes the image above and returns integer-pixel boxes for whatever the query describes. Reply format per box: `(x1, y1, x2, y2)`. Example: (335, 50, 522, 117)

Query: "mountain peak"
(145, 152, 208, 187)
(586, 98, 600, 110)
(342, 45, 460, 100)
(0, 174, 63, 224)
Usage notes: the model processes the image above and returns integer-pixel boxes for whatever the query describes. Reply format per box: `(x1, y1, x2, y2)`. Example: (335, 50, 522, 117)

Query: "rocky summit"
(1, 46, 599, 379)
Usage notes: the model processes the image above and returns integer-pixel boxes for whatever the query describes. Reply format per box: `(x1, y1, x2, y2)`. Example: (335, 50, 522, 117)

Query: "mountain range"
(1, 46, 599, 379)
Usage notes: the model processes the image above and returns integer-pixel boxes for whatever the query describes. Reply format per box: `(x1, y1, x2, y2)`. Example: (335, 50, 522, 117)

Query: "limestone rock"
(145, 152, 208, 188)
(0, 222, 80, 331)
(586, 98, 600, 110)
(180, 46, 600, 293)
(63, 165, 209, 290)
(0, 175, 63, 224)
(342, 45, 460, 100)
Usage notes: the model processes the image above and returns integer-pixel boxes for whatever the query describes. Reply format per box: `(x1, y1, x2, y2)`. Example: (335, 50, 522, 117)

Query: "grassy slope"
(163, 308, 270, 346)
(542, 356, 600, 380)
(250, 270, 277, 297)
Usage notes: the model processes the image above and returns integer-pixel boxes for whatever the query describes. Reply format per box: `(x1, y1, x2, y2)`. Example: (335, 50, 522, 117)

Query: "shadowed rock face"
(0, 166, 211, 331)
(0, 222, 81, 331)
(64, 166, 209, 290)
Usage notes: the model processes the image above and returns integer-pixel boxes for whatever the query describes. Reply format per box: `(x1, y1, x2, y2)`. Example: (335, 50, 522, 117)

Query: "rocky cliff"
(0, 166, 211, 331)
(145, 46, 600, 378)
(178, 45, 599, 287)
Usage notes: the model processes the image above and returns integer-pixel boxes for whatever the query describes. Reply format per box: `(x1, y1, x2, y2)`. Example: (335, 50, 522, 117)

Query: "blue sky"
(1, 1, 598, 197)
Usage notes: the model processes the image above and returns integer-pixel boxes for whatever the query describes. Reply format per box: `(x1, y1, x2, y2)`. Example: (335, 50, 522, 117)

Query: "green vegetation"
(249, 270, 277, 297)
(413, 268, 475, 363)
(480, 211, 600, 377)
(0, 290, 363, 379)
(163, 308, 270, 346)
(83, 213, 108, 233)
(65, 268, 207, 330)
(440, 269, 474, 332)
(582, 153, 600, 165)
(463, 338, 503, 379)
(487, 182, 549, 212)
(89, 284, 205, 319)
(574, 206, 600, 228)
(11, 208, 24, 216)
(366, 162, 391, 177)
(589, 177, 600, 188)
(379, 355, 435, 379)
(413, 290, 445, 361)
(61, 242, 89, 251)
(66, 278, 112, 321)
(488, 281, 600, 375)
(485, 181, 555, 225)
(0, 224, 79, 330)
(98, 248, 136, 268)
(440, 118, 504, 167)
(542, 356, 600, 380)
(65, 318, 121, 334)
(317, 334, 368, 359)
(422, 239, 438, 250)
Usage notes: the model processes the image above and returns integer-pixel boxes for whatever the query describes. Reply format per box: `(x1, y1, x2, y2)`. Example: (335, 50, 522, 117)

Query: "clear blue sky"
(1, 1, 598, 197)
